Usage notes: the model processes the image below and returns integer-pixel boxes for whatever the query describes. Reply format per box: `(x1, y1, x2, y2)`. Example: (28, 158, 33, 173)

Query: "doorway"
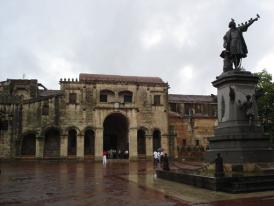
(103, 113, 129, 159)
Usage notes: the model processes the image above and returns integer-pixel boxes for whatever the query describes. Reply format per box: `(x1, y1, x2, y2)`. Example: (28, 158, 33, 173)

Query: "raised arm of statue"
(238, 14, 260, 32)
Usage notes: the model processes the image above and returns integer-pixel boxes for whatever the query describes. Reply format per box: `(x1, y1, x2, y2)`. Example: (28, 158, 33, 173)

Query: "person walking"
(103, 150, 107, 166)
(153, 151, 158, 167)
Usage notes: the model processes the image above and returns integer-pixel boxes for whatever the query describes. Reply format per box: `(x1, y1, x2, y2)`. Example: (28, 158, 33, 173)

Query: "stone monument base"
(206, 123, 274, 165)
(206, 70, 274, 166)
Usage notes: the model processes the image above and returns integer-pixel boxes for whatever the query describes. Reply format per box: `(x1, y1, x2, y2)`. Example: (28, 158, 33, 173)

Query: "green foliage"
(255, 70, 274, 141)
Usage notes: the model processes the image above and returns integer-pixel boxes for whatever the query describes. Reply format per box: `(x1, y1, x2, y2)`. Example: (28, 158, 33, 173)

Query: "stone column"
(129, 127, 138, 160)
(77, 134, 84, 159)
(95, 128, 103, 161)
(60, 134, 68, 158)
(161, 134, 169, 154)
(35, 136, 43, 159)
(146, 133, 153, 160)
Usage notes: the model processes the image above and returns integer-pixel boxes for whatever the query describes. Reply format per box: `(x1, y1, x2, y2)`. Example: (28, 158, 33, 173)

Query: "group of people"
(102, 149, 129, 165)
(106, 149, 129, 159)
(153, 150, 169, 170)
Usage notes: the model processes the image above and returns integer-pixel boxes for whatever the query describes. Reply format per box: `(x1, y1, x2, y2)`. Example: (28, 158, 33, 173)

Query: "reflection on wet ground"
(0, 161, 274, 206)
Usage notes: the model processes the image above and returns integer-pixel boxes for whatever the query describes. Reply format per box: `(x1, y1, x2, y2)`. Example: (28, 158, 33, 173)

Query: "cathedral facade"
(0, 74, 169, 160)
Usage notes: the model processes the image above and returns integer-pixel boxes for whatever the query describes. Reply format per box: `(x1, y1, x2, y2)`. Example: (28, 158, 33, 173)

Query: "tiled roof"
(79, 73, 165, 84)
(168, 94, 217, 103)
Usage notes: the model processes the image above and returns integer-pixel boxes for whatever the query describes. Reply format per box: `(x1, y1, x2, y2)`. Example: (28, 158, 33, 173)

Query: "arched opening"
(153, 129, 161, 152)
(84, 129, 95, 156)
(44, 128, 60, 158)
(68, 129, 77, 156)
(137, 129, 146, 158)
(103, 113, 128, 159)
(21, 133, 36, 156)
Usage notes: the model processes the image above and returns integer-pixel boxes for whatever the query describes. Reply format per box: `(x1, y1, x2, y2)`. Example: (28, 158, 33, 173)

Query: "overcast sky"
(0, 0, 274, 95)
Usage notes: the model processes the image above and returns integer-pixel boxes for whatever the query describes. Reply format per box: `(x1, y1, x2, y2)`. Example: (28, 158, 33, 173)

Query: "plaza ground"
(0, 161, 274, 206)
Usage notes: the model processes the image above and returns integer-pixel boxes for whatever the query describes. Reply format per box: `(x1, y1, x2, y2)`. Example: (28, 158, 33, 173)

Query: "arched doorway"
(137, 129, 146, 158)
(44, 127, 60, 157)
(84, 129, 95, 156)
(103, 113, 129, 159)
(153, 129, 161, 152)
(68, 129, 77, 156)
(21, 133, 36, 156)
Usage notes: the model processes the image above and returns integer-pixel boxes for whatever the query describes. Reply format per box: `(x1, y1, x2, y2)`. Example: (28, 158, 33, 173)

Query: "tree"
(255, 70, 274, 142)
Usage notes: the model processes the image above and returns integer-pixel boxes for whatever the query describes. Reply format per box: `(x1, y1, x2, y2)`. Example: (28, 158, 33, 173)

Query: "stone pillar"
(77, 134, 84, 159)
(35, 136, 43, 159)
(60, 134, 68, 158)
(146, 133, 153, 159)
(129, 127, 138, 160)
(161, 134, 169, 154)
(95, 128, 103, 161)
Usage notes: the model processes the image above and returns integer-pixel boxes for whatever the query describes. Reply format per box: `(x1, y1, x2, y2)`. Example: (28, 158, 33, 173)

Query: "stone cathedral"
(0, 74, 169, 160)
(0, 73, 217, 161)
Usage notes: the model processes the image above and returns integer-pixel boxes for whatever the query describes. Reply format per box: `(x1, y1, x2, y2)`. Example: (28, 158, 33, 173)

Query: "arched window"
(119, 90, 133, 103)
(100, 90, 115, 103)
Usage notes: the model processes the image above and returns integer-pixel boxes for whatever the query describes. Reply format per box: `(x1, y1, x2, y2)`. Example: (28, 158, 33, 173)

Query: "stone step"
(228, 179, 274, 193)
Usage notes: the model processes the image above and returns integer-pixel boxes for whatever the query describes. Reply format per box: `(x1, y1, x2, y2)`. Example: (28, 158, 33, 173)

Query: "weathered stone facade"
(0, 74, 169, 160)
(168, 94, 218, 159)
(0, 75, 219, 161)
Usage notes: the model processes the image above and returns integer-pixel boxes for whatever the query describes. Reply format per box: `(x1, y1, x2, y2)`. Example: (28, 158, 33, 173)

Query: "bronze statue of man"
(221, 15, 260, 70)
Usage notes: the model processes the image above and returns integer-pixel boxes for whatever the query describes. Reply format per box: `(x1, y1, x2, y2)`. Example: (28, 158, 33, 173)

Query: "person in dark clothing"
(162, 153, 170, 171)
(215, 153, 224, 177)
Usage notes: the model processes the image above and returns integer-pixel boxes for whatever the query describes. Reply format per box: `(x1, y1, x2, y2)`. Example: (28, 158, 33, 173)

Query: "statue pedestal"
(206, 70, 274, 165)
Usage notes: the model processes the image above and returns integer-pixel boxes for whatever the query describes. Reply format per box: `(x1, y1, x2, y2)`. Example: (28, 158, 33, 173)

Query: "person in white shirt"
(153, 151, 158, 167)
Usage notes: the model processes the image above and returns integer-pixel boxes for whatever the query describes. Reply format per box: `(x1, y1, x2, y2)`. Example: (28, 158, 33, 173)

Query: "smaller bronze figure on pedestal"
(221, 14, 260, 71)
(239, 95, 256, 125)
(215, 153, 224, 177)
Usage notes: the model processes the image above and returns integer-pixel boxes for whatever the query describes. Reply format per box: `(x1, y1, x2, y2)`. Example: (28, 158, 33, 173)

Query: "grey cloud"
(0, 0, 273, 94)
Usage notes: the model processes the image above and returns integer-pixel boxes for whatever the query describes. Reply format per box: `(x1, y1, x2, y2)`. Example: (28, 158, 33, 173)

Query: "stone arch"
(100, 89, 115, 95)
(83, 127, 95, 156)
(118, 90, 133, 95)
(41, 125, 62, 137)
(137, 127, 147, 157)
(152, 129, 161, 152)
(65, 126, 81, 135)
(21, 131, 36, 156)
(65, 126, 80, 157)
(67, 128, 77, 156)
(43, 126, 61, 158)
(103, 112, 129, 159)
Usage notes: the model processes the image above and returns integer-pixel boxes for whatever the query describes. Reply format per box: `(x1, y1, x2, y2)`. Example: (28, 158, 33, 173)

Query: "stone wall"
(169, 113, 217, 159)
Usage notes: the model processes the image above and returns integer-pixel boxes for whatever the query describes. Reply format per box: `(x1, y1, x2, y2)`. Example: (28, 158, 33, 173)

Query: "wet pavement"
(0, 161, 274, 206)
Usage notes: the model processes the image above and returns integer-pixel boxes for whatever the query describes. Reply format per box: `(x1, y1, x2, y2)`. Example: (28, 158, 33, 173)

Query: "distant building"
(168, 94, 217, 158)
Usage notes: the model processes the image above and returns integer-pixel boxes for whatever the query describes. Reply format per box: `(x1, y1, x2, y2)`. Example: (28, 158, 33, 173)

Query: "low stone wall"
(156, 169, 274, 193)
